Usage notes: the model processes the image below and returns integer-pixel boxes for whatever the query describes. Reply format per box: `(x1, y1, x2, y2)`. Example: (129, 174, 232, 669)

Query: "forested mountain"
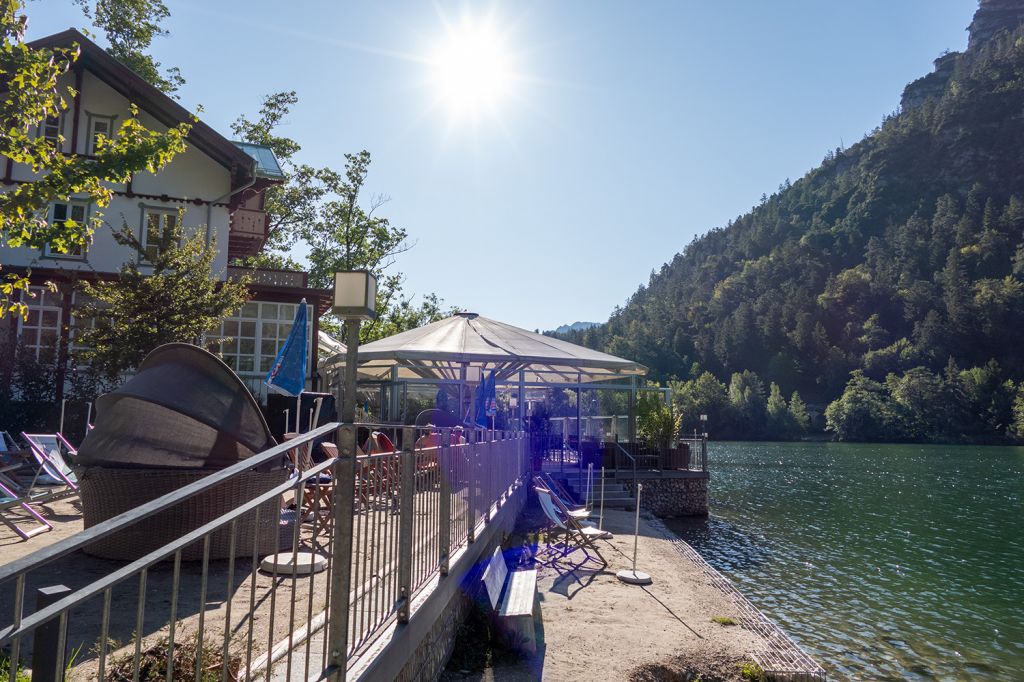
(564, 0, 1024, 442)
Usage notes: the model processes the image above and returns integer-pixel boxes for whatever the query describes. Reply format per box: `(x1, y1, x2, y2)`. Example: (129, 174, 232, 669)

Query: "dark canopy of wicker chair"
(76, 344, 287, 561)
(78, 343, 278, 469)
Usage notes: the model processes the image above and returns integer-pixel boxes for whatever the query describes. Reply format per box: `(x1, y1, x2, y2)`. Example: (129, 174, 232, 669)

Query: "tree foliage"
(72, 220, 250, 387)
(0, 1, 189, 317)
(74, 0, 184, 94)
(231, 92, 454, 341)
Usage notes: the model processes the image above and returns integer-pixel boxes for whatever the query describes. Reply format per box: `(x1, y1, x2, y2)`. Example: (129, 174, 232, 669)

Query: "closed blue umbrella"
(265, 299, 308, 407)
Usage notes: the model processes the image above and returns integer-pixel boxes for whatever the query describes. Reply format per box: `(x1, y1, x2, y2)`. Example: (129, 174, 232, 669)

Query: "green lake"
(667, 442, 1024, 680)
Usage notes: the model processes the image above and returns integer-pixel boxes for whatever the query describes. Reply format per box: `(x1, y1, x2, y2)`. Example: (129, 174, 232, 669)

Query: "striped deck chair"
(22, 433, 79, 491)
(536, 474, 591, 519)
(534, 485, 608, 567)
(0, 466, 52, 540)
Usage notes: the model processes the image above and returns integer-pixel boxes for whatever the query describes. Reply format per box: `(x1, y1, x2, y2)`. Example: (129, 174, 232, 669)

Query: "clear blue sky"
(28, 1, 977, 331)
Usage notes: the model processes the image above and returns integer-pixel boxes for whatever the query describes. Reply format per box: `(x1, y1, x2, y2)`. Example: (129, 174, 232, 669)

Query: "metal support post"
(32, 584, 71, 682)
(466, 442, 476, 544)
(396, 427, 415, 623)
(326, 316, 361, 679)
(438, 428, 452, 575)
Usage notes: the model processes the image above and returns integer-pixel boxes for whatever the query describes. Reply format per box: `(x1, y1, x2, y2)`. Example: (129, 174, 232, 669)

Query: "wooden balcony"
(227, 266, 308, 289)
(227, 207, 269, 259)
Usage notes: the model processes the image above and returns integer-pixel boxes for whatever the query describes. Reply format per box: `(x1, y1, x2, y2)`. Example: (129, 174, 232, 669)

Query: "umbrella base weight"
(616, 569, 652, 585)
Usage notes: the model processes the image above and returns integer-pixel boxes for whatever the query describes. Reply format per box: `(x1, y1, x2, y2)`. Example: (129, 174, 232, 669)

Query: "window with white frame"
(141, 207, 179, 262)
(18, 286, 63, 361)
(209, 301, 312, 376)
(88, 115, 115, 155)
(43, 200, 89, 258)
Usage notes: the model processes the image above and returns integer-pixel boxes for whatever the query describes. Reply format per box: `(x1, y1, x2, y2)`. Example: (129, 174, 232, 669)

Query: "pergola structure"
(318, 312, 649, 441)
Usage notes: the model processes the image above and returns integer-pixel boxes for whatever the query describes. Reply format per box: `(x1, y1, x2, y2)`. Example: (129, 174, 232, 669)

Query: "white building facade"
(1, 30, 329, 404)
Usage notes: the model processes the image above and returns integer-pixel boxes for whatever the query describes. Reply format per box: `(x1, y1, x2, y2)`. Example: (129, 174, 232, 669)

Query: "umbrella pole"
(295, 395, 301, 432)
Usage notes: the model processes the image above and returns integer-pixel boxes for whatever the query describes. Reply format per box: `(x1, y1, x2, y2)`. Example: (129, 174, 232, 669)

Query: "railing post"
(397, 427, 416, 623)
(466, 435, 476, 544)
(438, 428, 452, 575)
(484, 435, 492, 525)
(326, 424, 356, 678)
(31, 584, 71, 682)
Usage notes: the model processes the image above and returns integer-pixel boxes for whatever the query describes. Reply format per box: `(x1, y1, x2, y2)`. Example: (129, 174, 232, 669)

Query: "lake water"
(666, 442, 1024, 681)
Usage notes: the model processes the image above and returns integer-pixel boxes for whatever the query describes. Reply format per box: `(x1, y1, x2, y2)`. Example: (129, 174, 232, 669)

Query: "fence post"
(326, 424, 356, 678)
(31, 584, 71, 682)
(438, 428, 452, 575)
(483, 435, 492, 525)
(466, 436, 476, 544)
(397, 427, 416, 623)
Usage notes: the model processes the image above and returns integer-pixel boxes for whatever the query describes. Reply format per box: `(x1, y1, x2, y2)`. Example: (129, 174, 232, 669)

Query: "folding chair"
(0, 469, 52, 540)
(534, 486, 608, 566)
(284, 433, 334, 525)
(536, 473, 591, 519)
(22, 433, 79, 491)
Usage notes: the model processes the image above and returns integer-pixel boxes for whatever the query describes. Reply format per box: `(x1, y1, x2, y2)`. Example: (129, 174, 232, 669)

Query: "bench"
(482, 546, 539, 654)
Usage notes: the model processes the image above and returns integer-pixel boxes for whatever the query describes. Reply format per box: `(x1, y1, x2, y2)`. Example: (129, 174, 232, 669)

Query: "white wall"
(0, 70, 234, 277)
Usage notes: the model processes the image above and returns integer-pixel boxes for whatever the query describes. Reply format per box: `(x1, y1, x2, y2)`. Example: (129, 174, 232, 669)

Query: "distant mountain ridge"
(549, 321, 599, 335)
(560, 0, 1024, 431)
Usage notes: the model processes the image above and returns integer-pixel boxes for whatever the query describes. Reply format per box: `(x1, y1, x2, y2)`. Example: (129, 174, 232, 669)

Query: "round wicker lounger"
(76, 344, 287, 561)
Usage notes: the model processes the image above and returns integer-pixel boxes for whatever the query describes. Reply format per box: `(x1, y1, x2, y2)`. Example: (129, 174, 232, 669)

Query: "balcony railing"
(229, 207, 269, 237)
(228, 266, 308, 289)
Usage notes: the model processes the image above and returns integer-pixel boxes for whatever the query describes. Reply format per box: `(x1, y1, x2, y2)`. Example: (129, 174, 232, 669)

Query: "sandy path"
(446, 506, 769, 681)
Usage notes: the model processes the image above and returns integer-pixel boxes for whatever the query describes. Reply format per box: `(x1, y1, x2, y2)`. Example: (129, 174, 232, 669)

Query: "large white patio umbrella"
(318, 312, 647, 434)
(319, 312, 645, 382)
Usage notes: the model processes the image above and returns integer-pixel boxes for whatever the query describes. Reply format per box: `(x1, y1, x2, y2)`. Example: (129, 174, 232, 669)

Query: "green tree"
(73, 220, 250, 387)
(886, 367, 948, 441)
(1012, 384, 1024, 439)
(230, 92, 331, 263)
(825, 371, 897, 442)
(671, 371, 732, 434)
(788, 391, 810, 435)
(0, 2, 189, 317)
(765, 382, 795, 439)
(637, 389, 680, 451)
(729, 370, 766, 437)
(74, 0, 184, 94)
(231, 93, 453, 342)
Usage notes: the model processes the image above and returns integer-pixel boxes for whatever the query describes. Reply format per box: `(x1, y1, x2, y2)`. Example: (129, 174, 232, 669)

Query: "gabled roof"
(28, 29, 266, 191)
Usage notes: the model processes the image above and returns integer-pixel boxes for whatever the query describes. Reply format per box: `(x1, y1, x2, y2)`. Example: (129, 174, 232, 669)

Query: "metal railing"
(0, 423, 527, 681)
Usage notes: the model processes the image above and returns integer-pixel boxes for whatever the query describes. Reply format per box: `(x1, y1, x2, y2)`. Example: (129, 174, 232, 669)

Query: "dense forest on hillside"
(562, 8, 1024, 443)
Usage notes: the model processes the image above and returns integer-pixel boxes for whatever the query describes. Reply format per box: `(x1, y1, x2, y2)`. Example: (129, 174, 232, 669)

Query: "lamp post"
(326, 269, 376, 676)
(332, 270, 377, 424)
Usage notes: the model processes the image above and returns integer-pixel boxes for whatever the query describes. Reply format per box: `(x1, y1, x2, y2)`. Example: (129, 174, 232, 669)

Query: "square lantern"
(332, 270, 377, 320)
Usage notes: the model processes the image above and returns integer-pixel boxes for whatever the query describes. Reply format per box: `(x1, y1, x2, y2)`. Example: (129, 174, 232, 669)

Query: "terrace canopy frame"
(318, 313, 649, 440)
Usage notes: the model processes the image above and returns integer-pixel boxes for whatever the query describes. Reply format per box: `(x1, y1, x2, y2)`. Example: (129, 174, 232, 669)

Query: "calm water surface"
(669, 442, 1024, 681)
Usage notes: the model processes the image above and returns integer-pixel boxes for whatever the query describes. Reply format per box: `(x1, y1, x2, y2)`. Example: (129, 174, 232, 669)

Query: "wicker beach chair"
(75, 343, 287, 561)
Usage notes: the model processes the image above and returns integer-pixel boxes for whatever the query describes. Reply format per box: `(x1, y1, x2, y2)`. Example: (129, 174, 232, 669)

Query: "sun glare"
(428, 16, 515, 121)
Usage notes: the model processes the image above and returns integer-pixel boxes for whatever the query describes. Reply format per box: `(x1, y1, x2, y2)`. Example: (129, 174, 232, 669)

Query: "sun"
(427, 15, 515, 121)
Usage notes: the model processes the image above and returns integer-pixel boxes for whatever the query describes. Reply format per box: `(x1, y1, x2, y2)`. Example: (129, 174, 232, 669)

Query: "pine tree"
(789, 391, 810, 435)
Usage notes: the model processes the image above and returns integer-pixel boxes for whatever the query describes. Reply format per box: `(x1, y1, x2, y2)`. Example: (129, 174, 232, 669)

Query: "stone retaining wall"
(623, 475, 709, 517)
(392, 591, 470, 682)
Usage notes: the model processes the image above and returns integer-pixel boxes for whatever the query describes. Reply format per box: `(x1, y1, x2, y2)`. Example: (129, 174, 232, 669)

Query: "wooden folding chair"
(534, 485, 607, 567)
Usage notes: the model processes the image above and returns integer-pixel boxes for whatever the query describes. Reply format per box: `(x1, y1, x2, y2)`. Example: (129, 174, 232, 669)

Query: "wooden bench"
(482, 546, 539, 654)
